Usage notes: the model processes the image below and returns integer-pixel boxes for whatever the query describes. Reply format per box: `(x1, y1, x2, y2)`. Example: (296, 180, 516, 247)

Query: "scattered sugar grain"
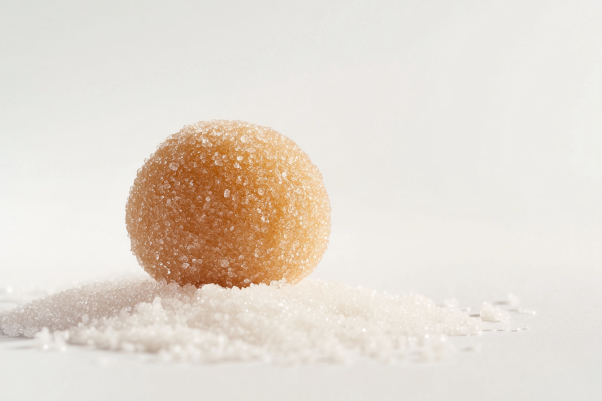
(507, 293, 520, 308)
(480, 302, 510, 324)
(1, 279, 486, 364)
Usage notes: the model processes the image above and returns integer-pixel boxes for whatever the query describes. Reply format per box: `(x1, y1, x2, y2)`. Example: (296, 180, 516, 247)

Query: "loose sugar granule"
(1, 279, 485, 364)
(126, 120, 331, 288)
(480, 302, 511, 324)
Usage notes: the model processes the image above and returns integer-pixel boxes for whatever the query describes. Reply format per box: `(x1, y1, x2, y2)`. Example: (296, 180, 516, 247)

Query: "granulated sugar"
(480, 302, 510, 324)
(0, 278, 492, 364)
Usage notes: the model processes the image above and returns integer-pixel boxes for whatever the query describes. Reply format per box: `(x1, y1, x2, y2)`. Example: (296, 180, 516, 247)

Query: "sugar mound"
(0, 279, 182, 337)
(1, 279, 485, 363)
(126, 120, 331, 288)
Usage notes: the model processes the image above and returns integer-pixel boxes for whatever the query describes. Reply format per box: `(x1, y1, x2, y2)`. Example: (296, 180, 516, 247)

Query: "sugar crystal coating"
(126, 120, 331, 287)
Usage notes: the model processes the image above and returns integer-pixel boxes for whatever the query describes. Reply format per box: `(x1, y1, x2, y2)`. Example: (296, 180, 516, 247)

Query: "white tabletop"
(2, 0, 601, 399)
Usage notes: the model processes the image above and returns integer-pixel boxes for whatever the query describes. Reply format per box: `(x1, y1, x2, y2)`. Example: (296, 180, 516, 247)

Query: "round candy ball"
(126, 120, 331, 288)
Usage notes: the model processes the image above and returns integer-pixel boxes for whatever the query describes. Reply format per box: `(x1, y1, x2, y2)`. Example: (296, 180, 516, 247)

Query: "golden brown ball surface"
(126, 120, 331, 288)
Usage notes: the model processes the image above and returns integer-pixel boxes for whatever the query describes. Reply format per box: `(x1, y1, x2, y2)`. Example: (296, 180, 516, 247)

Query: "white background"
(1, 1, 601, 400)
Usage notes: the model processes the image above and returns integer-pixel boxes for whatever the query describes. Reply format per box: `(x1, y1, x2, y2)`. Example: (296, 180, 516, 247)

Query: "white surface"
(2, 271, 601, 401)
(1, 0, 601, 399)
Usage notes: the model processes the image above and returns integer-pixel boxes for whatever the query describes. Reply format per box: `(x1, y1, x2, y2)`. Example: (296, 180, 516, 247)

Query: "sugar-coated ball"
(126, 120, 331, 288)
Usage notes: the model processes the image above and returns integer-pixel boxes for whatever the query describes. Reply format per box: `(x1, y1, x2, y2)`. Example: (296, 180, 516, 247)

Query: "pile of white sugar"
(0, 278, 512, 364)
